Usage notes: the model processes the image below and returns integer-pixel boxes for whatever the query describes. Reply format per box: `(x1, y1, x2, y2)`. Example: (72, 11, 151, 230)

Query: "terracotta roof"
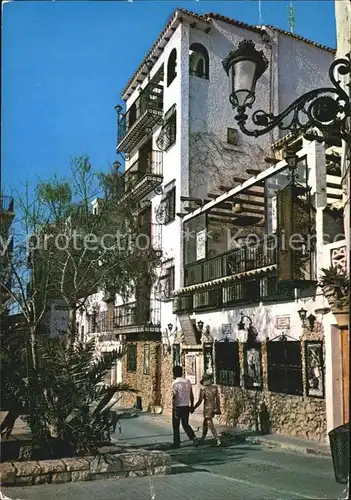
(121, 8, 336, 100)
(121, 9, 210, 100)
(205, 12, 336, 53)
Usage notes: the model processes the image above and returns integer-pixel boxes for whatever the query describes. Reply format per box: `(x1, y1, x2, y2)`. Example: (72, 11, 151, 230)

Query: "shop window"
(127, 344, 137, 372)
(189, 43, 209, 79)
(143, 344, 150, 375)
(267, 341, 303, 395)
(167, 49, 177, 86)
(215, 341, 240, 387)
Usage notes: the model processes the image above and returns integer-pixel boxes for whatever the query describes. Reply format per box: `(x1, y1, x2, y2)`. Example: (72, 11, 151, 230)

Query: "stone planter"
(322, 286, 337, 309)
(332, 305, 349, 328)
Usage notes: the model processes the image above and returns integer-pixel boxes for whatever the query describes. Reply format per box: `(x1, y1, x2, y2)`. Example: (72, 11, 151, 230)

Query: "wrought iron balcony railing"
(184, 237, 276, 287)
(87, 302, 161, 335)
(173, 274, 294, 314)
(114, 301, 161, 330)
(117, 86, 163, 154)
(123, 150, 163, 197)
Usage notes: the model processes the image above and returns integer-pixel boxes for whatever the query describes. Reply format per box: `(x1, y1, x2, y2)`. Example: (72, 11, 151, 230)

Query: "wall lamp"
(238, 311, 258, 343)
(298, 307, 316, 331)
(223, 40, 350, 142)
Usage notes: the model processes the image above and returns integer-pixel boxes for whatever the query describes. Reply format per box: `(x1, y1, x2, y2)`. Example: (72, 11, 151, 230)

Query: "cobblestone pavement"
(2, 413, 345, 500)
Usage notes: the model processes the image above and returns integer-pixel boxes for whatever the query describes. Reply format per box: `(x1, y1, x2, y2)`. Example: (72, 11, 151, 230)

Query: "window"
(215, 341, 240, 387)
(189, 43, 209, 79)
(156, 105, 176, 151)
(127, 344, 137, 372)
(143, 344, 150, 375)
(267, 341, 303, 395)
(167, 49, 177, 86)
(158, 264, 175, 300)
(161, 186, 176, 224)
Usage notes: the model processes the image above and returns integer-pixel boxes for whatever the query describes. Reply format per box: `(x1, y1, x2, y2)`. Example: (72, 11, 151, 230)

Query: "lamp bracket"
(234, 57, 350, 142)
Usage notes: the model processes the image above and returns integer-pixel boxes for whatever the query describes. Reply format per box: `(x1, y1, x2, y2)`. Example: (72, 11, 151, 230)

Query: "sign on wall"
(184, 353, 196, 385)
(221, 324, 232, 337)
(196, 230, 206, 261)
(50, 300, 69, 336)
(276, 315, 290, 330)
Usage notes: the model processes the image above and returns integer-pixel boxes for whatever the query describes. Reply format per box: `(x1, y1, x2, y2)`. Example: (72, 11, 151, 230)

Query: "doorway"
(139, 138, 153, 174)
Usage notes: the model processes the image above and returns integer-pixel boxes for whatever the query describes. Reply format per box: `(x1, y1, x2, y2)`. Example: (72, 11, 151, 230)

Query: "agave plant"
(1, 335, 135, 458)
(319, 265, 349, 310)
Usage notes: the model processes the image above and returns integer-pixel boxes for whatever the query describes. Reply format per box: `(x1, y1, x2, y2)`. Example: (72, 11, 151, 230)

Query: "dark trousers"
(172, 406, 196, 446)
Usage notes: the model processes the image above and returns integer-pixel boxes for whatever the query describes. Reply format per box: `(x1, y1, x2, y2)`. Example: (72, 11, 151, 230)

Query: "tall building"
(81, 9, 344, 436)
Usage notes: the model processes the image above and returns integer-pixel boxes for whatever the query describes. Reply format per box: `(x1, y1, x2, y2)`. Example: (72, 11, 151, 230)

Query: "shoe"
(193, 438, 199, 447)
(216, 439, 222, 446)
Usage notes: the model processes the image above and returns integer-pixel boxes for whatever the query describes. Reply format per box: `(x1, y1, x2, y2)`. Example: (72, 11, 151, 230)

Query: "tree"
(1, 156, 159, 356)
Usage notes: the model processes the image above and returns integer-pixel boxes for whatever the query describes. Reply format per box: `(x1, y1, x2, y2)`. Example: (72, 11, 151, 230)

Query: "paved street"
(2, 412, 345, 500)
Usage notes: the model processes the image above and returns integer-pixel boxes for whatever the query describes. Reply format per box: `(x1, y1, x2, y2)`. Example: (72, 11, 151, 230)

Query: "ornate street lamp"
(223, 40, 350, 142)
(298, 307, 316, 331)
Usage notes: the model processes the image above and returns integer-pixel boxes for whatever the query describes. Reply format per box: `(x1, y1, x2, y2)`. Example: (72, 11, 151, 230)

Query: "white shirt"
(172, 377, 192, 407)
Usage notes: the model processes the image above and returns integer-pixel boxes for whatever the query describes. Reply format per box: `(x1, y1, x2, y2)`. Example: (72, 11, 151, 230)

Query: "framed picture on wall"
(243, 344, 262, 390)
(184, 353, 196, 385)
(143, 344, 150, 375)
(305, 341, 324, 398)
(203, 344, 214, 378)
(173, 343, 181, 368)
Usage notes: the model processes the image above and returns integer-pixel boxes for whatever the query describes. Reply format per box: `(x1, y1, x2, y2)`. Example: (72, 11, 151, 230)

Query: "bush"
(1, 335, 135, 459)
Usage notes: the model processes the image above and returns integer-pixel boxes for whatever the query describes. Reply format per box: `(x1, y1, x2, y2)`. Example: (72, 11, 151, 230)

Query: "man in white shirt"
(172, 365, 198, 448)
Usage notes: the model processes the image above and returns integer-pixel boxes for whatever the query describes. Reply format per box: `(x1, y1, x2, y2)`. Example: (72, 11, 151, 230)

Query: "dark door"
(139, 139, 153, 174)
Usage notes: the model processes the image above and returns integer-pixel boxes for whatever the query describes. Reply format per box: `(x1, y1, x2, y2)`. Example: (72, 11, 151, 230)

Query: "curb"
(243, 435, 331, 457)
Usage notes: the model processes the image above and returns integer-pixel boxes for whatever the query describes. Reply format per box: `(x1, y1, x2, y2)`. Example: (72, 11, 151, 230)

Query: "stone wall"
(218, 331, 327, 442)
(160, 349, 174, 411)
(120, 340, 161, 411)
(0, 448, 171, 487)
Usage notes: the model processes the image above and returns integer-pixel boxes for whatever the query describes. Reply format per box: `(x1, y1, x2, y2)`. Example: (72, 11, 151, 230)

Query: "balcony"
(87, 302, 161, 337)
(184, 237, 276, 287)
(173, 274, 294, 314)
(123, 151, 163, 200)
(117, 82, 163, 154)
(114, 301, 161, 335)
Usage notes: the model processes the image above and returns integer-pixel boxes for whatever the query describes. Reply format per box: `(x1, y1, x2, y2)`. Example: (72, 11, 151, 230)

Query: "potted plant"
(319, 266, 349, 325)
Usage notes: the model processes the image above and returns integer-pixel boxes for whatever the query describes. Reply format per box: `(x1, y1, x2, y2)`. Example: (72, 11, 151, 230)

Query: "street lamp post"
(222, 40, 350, 142)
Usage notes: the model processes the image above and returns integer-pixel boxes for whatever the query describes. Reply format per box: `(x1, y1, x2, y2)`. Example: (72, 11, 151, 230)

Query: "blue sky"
(2, 0, 336, 198)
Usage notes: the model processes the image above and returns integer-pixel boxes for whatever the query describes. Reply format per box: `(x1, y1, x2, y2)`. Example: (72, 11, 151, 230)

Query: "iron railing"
(123, 151, 163, 193)
(87, 302, 161, 334)
(0, 196, 14, 213)
(173, 275, 294, 313)
(137, 223, 162, 252)
(184, 237, 277, 286)
(118, 88, 163, 143)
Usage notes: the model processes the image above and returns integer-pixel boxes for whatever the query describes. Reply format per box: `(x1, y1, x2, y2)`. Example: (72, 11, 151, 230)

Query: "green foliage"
(319, 265, 349, 307)
(1, 335, 135, 458)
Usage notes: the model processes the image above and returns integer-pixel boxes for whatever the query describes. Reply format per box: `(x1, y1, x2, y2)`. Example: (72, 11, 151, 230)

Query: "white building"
(115, 9, 333, 339)
(83, 9, 347, 424)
